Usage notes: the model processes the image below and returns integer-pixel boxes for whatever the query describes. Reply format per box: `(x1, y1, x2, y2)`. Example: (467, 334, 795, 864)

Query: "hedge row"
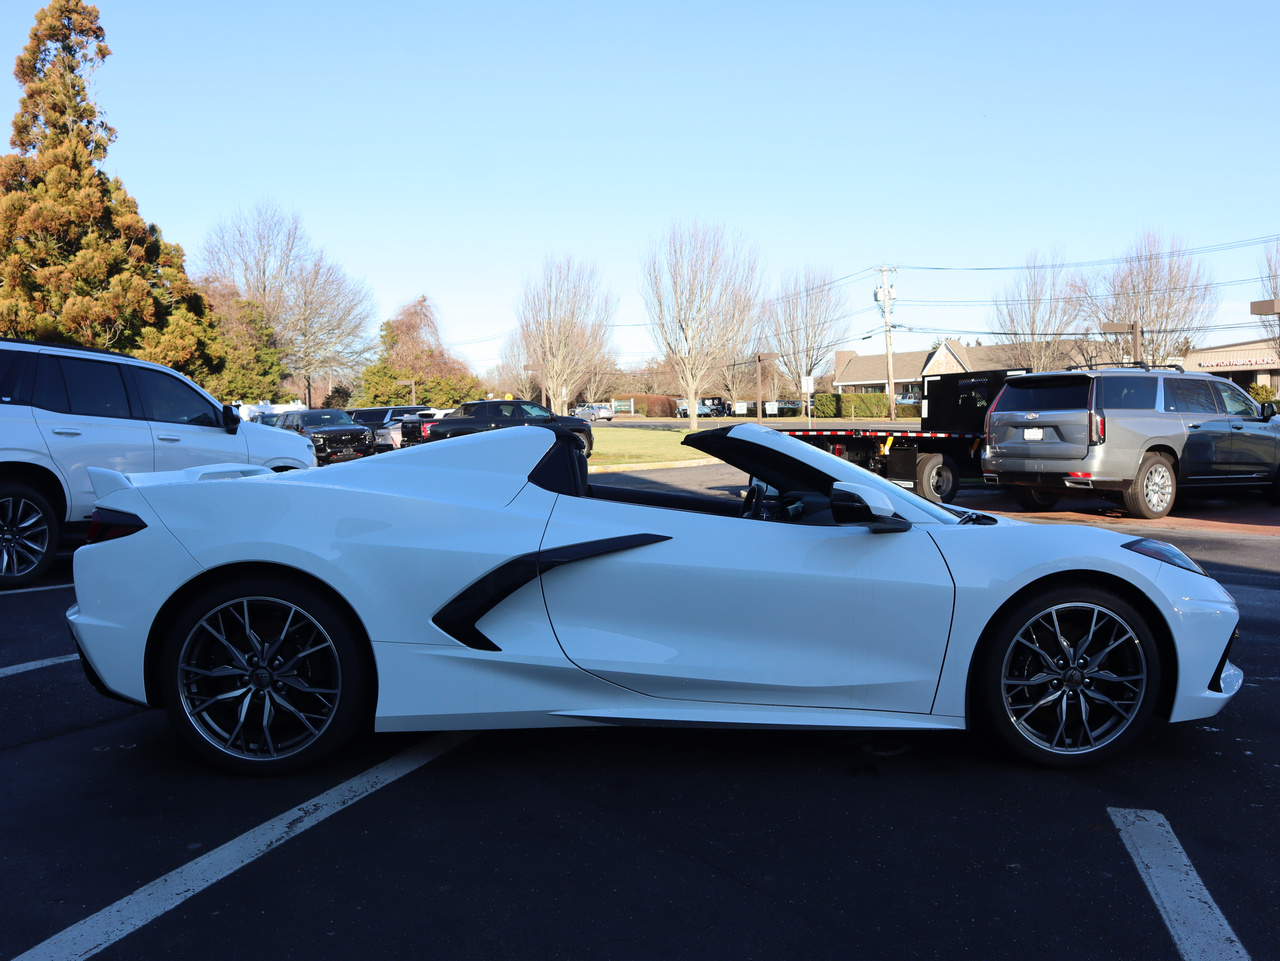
(811, 393, 921, 418)
(614, 394, 678, 417)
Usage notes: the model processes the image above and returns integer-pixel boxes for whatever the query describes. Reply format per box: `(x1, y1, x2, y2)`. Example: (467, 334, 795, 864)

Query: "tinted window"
(300, 410, 354, 427)
(1095, 376, 1157, 410)
(446, 403, 480, 418)
(134, 368, 220, 426)
(1210, 381, 1256, 416)
(350, 408, 390, 426)
(1164, 379, 1219, 414)
(59, 357, 133, 419)
(996, 375, 1091, 412)
(520, 403, 554, 421)
(0, 349, 33, 404)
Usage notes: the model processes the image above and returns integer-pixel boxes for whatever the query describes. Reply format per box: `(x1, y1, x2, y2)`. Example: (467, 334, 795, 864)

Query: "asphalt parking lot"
(2, 472, 1277, 961)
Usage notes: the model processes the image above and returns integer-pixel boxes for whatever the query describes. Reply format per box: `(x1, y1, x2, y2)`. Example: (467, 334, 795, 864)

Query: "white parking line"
(0, 583, 74, 595)
(1109, 807, 1250, 961)
(0, 654, 79, 679)
(13, 733, 473, 961)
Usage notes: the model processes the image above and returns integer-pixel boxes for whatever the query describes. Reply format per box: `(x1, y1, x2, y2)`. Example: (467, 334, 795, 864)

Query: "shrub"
(1247, 383, 1277, 403)
(614, 393, 676, 417)
(813, 393, 838, 418)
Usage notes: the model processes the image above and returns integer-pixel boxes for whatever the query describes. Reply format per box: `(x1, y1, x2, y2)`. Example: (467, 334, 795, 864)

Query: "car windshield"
(301, 410, 355, 427)
(258, 413, 279, 426)
(349, 408, 390, 425)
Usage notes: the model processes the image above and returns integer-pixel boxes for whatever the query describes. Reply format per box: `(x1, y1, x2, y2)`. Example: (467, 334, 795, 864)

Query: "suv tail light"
(985, 385, 1007, 444)
(86, 508, 147, 544)
(1090, 411, 1105, 444)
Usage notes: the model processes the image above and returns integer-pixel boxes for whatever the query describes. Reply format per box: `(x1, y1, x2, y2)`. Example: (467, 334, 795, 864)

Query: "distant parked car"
(573, 403, 614, 422)
(423, 400, 593, 455)
(348, 406, 439, 449)
(249, 411, 281, 427)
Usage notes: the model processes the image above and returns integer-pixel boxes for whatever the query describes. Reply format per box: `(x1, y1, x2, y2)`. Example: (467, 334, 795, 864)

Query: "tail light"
(1090, 411, 1105, 444)
(86, 508, 147, 544)
(984, 385, 1007, 445)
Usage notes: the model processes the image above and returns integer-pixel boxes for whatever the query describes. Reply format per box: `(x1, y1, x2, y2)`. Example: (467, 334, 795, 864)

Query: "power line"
(894, 234, 1280, 273)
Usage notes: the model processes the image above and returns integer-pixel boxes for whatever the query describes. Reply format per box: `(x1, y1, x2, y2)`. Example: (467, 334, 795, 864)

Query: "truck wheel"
(574, 432, 593, 458)
(1012, 487, 1059, 511)
(0, 483, 59, 588)
(1123, 454, 1175, 519)
(916, 453, 959, 503)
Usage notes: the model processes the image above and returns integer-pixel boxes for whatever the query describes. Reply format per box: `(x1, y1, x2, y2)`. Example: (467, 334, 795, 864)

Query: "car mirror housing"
(1261, 401, 1277, 422)
(830, 481, 911, 533)
(222, 404, 241, 435)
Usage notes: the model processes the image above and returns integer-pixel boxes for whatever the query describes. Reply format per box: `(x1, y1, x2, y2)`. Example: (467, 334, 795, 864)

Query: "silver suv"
(982, 365, 1280, 518)
(0, 340, 316, 586)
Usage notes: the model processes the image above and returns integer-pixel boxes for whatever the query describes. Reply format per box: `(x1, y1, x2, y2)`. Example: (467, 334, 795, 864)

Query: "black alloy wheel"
(161, 578, 371, 774)
(975, 587, 1160, 766)
(0, 483, 58, 588)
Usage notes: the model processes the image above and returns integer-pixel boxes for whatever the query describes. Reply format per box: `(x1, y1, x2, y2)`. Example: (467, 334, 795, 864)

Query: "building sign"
(735, 401, 748, 415)
(1196, 358, 1278, 369)
(765, 401, 779, 415)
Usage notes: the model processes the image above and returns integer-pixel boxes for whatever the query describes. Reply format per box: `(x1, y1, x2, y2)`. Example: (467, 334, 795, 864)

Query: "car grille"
(313, 430, 368, 449)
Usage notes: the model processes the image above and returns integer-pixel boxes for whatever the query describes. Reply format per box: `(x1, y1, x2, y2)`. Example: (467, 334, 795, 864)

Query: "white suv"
(0, 340, 316, 586)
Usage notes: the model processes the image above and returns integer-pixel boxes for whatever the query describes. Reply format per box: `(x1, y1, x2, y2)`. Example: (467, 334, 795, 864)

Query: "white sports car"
(67, 424, 1242, 773)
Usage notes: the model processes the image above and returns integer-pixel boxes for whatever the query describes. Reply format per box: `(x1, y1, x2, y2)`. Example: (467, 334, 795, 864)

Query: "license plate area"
(1023, 427, 1044, 441)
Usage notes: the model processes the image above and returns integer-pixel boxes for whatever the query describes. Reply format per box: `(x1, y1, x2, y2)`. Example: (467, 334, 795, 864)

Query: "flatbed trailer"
(777, 368, 1026, 503)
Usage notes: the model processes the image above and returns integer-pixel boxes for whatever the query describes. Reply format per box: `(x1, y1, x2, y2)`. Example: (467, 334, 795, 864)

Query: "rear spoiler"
(88, 463, 275, 499)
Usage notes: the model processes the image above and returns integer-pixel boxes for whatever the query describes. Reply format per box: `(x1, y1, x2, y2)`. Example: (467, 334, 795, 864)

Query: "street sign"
(1100, 323, 1133, 333)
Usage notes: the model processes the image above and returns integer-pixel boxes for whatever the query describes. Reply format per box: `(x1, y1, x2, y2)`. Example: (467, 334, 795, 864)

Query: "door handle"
(1188, 423, 1201, 429)
(157, 434, 181, 442)
(1231, 424, 1243, 430)
(51, 427, 82, 436)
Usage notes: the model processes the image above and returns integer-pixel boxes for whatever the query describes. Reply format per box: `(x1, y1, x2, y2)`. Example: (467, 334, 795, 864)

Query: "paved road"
(1, 476, 1276, 961)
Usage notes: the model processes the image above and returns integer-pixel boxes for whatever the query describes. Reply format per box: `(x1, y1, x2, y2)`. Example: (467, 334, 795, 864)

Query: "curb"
(588, 457, 722, 474)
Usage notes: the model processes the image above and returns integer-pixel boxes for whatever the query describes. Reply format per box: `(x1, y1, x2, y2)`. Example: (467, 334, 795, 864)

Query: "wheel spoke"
(1081, 686, 1138, 719)
(277, 641, 336, 675)
(188, 685, 250, 716)
(269, 690, 321, 736)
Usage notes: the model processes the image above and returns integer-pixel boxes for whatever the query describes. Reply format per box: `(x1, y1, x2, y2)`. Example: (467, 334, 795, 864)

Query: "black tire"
(1011, 487, 1059, 511)
(574, 431, 593, 458)
(1123, 453, 1175, 519)
(0, 483, 59, 588)
(974, 587, 1161, 767)
(916, 453, 959, 504)
(160, 577, 372, 774)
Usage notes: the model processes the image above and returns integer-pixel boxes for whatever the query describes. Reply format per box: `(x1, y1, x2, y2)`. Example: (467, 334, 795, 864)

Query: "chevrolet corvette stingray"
(67, 424, 1242, 773)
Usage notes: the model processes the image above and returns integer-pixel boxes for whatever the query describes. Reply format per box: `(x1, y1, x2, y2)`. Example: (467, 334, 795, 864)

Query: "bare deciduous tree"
(767, 268, 846, 399)
(990, 252, 1085, 372)
(1075, 232, 1218, 366)
(518, 256, 615, 415)
(1259, 241, 1280, 363)
(579, 346, 620, 404)
(642, 222, 761, 428)
(199, 201, 375, 405)
(490, 332, 536, 401)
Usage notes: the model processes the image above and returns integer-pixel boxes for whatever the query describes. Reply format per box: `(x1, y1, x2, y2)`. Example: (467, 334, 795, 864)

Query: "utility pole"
(755, 352, 779, 424)
(874, 266, 898, 421)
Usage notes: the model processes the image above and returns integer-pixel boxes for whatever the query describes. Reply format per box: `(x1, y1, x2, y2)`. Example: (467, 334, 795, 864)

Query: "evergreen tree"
(0, 0, 213, 368)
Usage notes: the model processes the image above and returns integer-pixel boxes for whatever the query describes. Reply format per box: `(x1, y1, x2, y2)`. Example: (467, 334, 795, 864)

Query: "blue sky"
(3, 0, 1277, 370)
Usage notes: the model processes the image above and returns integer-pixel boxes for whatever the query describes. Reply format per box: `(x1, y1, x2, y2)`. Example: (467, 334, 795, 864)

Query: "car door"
(1165, 378, 1233, 481)
(132, 367, 248, 471)
(1208, 380, 1277, 479)
(28, 353, 154, 523)
(538, 495, 955, 714)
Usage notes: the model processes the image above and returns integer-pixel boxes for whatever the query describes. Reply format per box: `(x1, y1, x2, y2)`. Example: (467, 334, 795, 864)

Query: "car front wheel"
(974, 588, 1160, 766)
(0, 483, 58, 587)
(161, 578, 371, 774)
(1123, 453, 1175, 518)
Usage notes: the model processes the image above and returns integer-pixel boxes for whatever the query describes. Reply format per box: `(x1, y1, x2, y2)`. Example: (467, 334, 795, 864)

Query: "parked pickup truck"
(410, 399, 594, 455)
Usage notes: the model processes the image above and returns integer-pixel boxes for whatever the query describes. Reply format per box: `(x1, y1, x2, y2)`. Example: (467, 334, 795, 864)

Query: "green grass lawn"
(590, 426, 710, 466)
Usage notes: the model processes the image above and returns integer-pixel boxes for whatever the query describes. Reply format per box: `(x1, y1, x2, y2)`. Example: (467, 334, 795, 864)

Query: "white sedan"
(67, 424, 1242, 773)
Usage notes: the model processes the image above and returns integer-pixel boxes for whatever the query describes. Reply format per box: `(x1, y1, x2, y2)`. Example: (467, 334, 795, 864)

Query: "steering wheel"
(740, 485, 763, 519)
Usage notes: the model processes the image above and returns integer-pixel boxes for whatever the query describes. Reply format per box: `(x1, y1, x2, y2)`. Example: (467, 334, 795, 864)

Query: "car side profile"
(0, 339, 315, 586)
(983, 365, 1280, 518)
(67, 424, 1240, 774)
(423, 400, 593, 455)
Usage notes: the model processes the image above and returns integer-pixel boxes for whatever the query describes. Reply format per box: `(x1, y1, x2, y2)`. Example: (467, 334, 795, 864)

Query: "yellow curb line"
(588, 457, 722, 473)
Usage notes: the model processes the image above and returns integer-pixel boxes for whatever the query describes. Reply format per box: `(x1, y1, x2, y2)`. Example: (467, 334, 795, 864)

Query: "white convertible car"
(67, 424, 1242, 773)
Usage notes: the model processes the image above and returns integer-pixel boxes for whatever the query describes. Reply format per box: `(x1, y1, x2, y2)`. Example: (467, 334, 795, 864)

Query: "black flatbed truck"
(778, 368, 1026, 503)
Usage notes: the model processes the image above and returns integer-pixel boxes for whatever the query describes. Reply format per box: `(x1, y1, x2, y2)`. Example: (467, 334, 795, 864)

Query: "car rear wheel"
(574, 431, 593, 458)
(974, 588, 1160, 766)
(1123, 453, 1175, 519)
(1011, 487, 1059, 511)
(0, 483, 58, 588)
(161, 578, 371, 774)
(916, 453, 959, 503)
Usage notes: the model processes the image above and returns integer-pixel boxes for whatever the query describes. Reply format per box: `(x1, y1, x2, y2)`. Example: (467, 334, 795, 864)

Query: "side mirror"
(1261, 402, 1276, 422)
(830, 481, 911, 533)
(222, 404, 240, 435)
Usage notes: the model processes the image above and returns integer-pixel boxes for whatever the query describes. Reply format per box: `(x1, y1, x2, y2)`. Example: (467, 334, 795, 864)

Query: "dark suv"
(983, 365, 1280, 518)
(420, 400, 593, 455)
(275, 409, 376, 465)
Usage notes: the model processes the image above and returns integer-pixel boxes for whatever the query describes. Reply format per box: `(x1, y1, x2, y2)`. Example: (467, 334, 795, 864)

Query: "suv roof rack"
(1062, 361, 1185, 373)
(0, 336, 125, 359)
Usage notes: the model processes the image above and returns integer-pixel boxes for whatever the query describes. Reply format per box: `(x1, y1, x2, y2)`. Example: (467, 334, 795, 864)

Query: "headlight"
(1122, 538, 1206, 576)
